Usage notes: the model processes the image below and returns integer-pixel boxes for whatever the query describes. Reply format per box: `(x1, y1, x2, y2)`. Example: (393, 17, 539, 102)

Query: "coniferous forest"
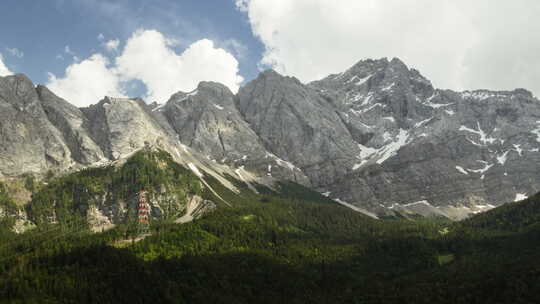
(1, 151, 539, 303)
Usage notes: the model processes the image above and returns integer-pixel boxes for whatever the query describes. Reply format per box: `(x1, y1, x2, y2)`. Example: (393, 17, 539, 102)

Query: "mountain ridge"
(1, 57, 540, 219)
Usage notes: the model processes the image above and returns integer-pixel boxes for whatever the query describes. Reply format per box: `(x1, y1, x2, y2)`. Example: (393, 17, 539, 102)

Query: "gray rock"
(161, 81, 310, 184)
(310, 58, 540, 213)
(37, 85, 106, 164)
(1, 57, 540, 220)
(81, 96, 173, 160)
(237, 70, 359, 188)
(0, 74, 73, 176)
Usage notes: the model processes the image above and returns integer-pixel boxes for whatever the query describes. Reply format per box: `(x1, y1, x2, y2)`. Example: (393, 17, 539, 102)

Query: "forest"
(0, 150, 539, 303)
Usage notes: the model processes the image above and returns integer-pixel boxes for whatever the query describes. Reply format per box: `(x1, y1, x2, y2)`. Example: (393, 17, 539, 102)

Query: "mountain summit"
(1, 58, 540, 219)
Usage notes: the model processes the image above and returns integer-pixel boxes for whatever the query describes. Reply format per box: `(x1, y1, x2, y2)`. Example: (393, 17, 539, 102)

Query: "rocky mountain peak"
(1, 73, 35, 92)
(196, 81, 232, 94)
(1, 58, 540, 221)
(167, 89, 199, 104)
(512, 88, 534, 98)
(0, 74, 40, 110)
(459, 88, 537, 103)
(258, 68, 282, 78)
(35, 84, 55, 97)
(99, 96, 147, 107)
(0, 75, 75, 176)
(253, 69, 304, 87)
(312, 57, 433, 102)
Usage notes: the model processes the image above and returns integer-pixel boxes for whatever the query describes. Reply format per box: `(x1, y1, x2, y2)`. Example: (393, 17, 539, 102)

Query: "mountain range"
(1, 57, 540, 221)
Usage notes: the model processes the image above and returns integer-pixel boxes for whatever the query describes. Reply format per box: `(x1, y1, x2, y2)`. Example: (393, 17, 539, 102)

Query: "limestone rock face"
(0, 74, 74, 176)
(310, 58, 540, 213)
(160, 81, 310, 184)
(1, 57, 540, 219)
(37, 85, 106, 165)
(237, 70, 359, 188)
(81, 96, 173, 160)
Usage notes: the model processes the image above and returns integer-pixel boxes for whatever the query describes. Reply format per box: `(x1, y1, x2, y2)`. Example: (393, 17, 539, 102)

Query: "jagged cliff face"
(0, 74, 75, 176)
(311, 58, 540, 216)
(81, 96, 173, 160)
(158, 81, 309, 184)
(1, 58, 540, 219)
(237, 70, 359, 188)
(37, 85, 107, 165)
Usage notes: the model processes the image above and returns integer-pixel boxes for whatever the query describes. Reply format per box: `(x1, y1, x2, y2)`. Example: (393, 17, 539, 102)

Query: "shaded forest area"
(1, 151, 539, 303)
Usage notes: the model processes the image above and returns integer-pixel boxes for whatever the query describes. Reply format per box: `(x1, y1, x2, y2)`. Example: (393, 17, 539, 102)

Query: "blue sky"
(0, 0, 263, 99)
(1, 1, 540, 106)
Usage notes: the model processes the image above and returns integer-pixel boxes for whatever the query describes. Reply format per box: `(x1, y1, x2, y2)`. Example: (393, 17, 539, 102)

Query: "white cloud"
(64, 45, 75, 55)
(46, 29, 243, 106)
(104, 39, 120, 52)
(0, 54, 12, 76)
(47, 54, 125, 107)
(97, 33, 105, 41)
(221, 39, 248, 59)
(237, 0, 540, 95)
(116, 29, 243, 102)
(5, 47, 24, 58)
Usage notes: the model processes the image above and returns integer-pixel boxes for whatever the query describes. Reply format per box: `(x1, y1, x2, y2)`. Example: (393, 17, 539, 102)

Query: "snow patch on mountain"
(456, 166, 468, 175)
(346, 74, 372, 86)
(467, 161, 493, 175)
(333, 198, 379, 219)
(461, 91, 506, 100)
(355, 103, 385, 114)
(514, 193, 528, 202)
(355, 75, 372, 86)
(513, 144, 523, 156)
(403, 200, 431, 207)
(497, 151, 510, 165)
(414, 117, 433, 128)
(422, 93, 453, 108)
(357, 143, 378, 159)
(381, 83, 395, 92)
(177, 89, 199, 102)
(352, 130, 411, 168)
(265, 152, 300, 171)
(459, 122, 497, 145)
(376, 129, 410, 164)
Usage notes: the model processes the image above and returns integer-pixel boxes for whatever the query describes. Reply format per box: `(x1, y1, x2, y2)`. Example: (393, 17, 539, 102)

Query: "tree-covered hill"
(0, 150, 539, 303)
(457, 192, 540, 233)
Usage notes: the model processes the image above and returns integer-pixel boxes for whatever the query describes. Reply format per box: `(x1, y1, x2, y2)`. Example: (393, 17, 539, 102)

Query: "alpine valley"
(1, 58, 540, 303)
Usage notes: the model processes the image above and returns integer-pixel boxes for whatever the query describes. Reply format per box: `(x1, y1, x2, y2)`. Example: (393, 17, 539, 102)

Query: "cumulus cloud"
(116, 29, 243, 102)
(64, 45, 75, 56)
(237, 0, 540, 95)
(5, 47, 24, 58)
(47, 54, 125, 107)
(47, 29, 244, 106)
(104, 39, 120, 52)
(0, 54, 12, 76)
(221, 39, 249, 60)
(97, 33, 105, 41)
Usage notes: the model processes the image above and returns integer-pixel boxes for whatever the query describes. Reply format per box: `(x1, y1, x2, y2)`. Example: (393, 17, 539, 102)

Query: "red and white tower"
(137, 190, 150, 234)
